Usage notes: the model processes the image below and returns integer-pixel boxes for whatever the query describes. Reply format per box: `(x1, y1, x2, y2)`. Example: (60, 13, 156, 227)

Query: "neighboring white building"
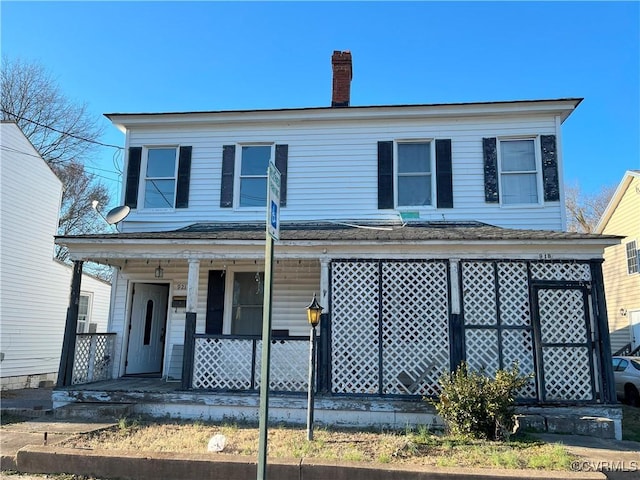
(55, 52, 621, 438)
(0, 121, 111, 390)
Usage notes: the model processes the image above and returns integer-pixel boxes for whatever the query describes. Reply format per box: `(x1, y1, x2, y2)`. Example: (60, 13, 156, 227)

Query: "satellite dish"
(105, 205, 131, 225)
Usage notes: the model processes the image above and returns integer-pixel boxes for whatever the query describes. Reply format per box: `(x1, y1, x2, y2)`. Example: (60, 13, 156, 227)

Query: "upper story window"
(396, 142, 433, 207)
(237, 145, 273, 208)
(498, 139, 540, 205)
(144, 148, 177, 209)
(124, 146, 192, 211)
(626, 240, 639, 275)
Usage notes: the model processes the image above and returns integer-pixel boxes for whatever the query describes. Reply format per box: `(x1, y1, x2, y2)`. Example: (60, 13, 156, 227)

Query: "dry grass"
(58, 418, 575, 470)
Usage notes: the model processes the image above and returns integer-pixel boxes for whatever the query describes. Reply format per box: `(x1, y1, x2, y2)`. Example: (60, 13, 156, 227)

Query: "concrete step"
(54, 402, 134, 422)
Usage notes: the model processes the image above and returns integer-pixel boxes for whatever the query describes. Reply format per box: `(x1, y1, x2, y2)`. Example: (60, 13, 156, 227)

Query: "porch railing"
(71, 333, 116, 385)
(191, 335, 309, 392)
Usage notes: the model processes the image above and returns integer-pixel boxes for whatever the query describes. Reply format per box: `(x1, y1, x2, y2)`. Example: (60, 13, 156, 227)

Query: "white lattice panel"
(72, 336, 92, 384)
(331, 262, 380, 394)
(498, 263, 530, 326)
(72, 334, 115, 385)
(462, 262, 497, 325)
(531, 262, 591, 281)
(255, 340, 308, 392)
(501, 329, 536, 398)
(193, 338, 253, 390)
(542, 346, 593, 400)
(465, 329, 499, 376)
(381, 262, 449, 396)
(538, 289, 587, 344)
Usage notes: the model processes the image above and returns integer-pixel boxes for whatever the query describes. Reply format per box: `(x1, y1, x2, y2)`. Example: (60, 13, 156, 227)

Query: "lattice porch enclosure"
(536, 287, 595, 401)
(331, 260, 450, 396)
(192, 336, 308, 392)
(72, 333, 116, 385)
(462, 261, 537, 398)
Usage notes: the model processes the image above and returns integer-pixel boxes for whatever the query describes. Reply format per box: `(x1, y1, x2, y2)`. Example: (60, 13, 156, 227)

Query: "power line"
(2, 109, 124, 150)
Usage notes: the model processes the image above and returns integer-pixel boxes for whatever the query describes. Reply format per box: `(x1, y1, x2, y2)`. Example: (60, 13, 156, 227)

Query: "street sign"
(267, 163, 281, 241)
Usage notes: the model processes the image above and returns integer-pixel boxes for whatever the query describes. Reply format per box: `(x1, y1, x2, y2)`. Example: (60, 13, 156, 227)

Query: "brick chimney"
(331, 50, 352, 107)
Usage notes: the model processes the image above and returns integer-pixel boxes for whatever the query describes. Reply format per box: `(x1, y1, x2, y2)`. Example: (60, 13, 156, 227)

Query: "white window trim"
(234, 143, 275, 210)
(393, 139, 436, 209)
(626, 240, 639, 275)
(77, 292, 93, 333)
(222, 265, 265, 334)
(139, 145, 179, 211)
(497, 136, 544, 207)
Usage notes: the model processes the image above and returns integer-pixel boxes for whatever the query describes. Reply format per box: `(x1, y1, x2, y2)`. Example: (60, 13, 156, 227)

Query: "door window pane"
(231, 272, 264, 335)
(77, 295, 90, 333)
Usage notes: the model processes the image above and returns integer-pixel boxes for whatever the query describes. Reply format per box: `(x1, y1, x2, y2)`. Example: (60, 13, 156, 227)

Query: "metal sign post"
(257, 163, 280, 480)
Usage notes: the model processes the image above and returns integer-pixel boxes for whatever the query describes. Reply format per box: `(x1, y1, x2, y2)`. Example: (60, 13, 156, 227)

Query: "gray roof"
(56, 221, 621, 243)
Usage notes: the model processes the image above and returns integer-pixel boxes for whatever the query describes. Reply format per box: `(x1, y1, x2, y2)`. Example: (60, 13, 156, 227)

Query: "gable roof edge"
(595, 170, 640, 233)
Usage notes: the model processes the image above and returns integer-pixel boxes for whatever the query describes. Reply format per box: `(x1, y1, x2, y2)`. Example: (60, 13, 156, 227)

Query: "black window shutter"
(220, 145, 235, 208)
(205, 270, 225, 335)
(540, 135, 560, 201)
(483, 138, 499, 203)
(175, 146, 192, 208)
(275, 144, 288, 207)
(378, 141, 394, 209)
(124, 147, 142, 208)
(435, 139, 453, 208)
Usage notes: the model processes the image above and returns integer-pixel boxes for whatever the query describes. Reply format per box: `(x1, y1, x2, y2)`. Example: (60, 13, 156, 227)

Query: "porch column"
(182, 259, 200, 390)
(318, 259, 330, 393)
(590, 261, 617, 404)
(57, 260, 83, 387)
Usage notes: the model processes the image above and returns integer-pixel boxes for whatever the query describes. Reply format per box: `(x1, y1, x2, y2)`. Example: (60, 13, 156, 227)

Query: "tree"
(1, 56, 114, 280)
(1, 56, 104, 165)
(565, 183, 615, 233)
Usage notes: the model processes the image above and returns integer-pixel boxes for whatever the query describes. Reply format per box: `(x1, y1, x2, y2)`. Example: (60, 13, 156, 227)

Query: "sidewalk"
(1, 388, 639, 479)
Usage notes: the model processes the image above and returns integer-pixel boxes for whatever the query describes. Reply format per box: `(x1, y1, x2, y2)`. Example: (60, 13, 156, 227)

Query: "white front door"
(126, 283, 168, 375)
(631, 310, 640, 351)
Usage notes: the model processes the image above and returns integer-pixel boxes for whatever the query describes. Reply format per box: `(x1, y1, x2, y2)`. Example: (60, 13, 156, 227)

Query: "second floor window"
(238, 145, 272, 207)
(144, 148, 177, 208)
(397, 142, 432, 207)
(499, 139, 539, 205)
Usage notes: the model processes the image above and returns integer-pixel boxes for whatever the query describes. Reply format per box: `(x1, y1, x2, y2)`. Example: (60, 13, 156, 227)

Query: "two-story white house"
(54, 52, 621, 437)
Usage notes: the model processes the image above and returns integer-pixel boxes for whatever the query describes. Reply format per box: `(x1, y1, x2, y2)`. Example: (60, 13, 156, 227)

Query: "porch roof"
(57, 221, 621, 242)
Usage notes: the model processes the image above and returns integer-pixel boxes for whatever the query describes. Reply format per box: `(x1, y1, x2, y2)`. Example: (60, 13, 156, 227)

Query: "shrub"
(431, 362, 530, 441)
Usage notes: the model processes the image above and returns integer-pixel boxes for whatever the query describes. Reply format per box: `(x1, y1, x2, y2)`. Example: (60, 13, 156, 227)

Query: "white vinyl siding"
(0, 124, 111, 381)
(120, 113, 563, 232)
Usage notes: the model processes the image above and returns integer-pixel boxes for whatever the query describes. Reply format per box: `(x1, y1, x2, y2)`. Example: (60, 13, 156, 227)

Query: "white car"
(612, 356, 640, 406)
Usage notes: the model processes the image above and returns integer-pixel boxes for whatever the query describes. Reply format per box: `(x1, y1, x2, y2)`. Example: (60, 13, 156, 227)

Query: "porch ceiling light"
(155, 262, 164, 279)
(306, 294, 324, 328)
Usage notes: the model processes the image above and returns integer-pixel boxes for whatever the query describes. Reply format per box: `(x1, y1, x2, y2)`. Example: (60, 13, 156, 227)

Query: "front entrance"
(126, 283, 169, 375)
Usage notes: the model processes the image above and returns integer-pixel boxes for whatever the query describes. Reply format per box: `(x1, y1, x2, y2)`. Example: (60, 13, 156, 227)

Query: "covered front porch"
(54, 221, 622, 436)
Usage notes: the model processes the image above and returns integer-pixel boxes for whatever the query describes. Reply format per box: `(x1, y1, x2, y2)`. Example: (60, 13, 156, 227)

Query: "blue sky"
(2, 1, 638, 205)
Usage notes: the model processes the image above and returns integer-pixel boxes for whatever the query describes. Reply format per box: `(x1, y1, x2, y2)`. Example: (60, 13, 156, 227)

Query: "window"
(626, 241, 639, 275)
(499, 139, 539, 205)
(238, 145, 272, 207)
(144, 147, 177, 208)
(230, 271, 264, 335)
(396, 142, 432, 207)
(76, 294, 91, 333)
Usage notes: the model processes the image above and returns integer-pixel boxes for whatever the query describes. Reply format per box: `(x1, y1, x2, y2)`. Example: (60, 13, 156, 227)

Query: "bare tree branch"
(565, 182, 616, 233)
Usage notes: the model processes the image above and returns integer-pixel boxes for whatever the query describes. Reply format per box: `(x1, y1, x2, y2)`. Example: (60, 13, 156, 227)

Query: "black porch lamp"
(306, 294, 323, 328)
(305, 293, 323, 441)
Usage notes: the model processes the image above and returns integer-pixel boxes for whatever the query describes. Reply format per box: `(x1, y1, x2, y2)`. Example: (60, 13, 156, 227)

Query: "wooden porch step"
(54, 402, 134, 422)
